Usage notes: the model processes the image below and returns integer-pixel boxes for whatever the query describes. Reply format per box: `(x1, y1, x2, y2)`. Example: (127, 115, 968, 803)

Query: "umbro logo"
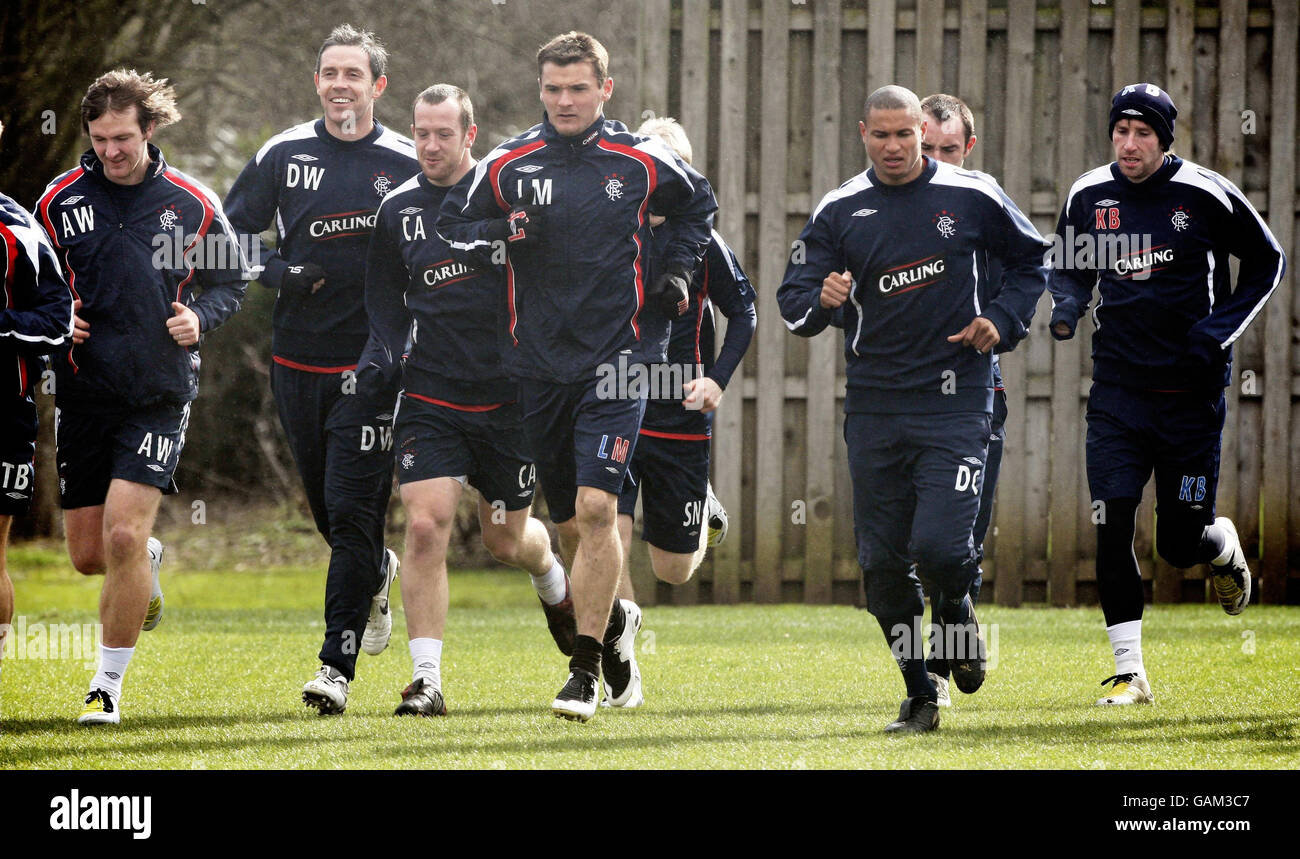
(1095, 199, 1119, 207)
(962, 456, 982, 466)
(61, 196, 85, 206)
(852, 208, 877, 217)
(292, 153, 319, 162)
(399, 207, 423, 215)
(146, 464, 165, 472)
(377, 413, 393, 421)
(516, 164, 544, 174)
(605, 466, 619, 474)
(5, 492, 23, 500)
(1122, 108, 1143, 116)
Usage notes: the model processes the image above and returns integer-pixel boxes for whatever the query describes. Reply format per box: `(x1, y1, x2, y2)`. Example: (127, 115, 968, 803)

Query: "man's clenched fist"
(821, 270, 851, 308)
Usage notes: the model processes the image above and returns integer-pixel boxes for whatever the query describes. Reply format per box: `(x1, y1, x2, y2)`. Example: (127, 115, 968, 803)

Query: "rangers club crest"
(932, 209, 958, 239)
(603, 173, 625, 201)
(371, 171, 394, 198)
(158, 204, 182, 230)
(1170, 205, 1191, 232)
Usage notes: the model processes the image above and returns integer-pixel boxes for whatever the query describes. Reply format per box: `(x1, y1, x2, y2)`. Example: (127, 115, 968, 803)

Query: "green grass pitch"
(2, 542, 1297, 769)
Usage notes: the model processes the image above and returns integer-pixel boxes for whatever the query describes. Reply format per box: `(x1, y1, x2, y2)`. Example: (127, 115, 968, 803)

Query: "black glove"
(647, 269, 691, 317)
(489, 205, 544, 247)
(282, 262, 327, 296)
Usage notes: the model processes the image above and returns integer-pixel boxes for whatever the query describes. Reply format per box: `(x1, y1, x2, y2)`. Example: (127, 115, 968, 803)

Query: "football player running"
(359, 85, 575, 717)
(1048, 84, 1284, 706)
(225, 25, 419, 715)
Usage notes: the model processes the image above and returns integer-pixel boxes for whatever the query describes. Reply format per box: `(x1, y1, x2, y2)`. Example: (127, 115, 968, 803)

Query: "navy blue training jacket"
(437, 114, 717, 384)
(359, 171, 515, 406)
(1, 192, 73, 397)
(35, 147, 248, 410)
(224, 119, 418, 365)
(779, 157, 1048, 415)
(1048, 154, 1286, 390)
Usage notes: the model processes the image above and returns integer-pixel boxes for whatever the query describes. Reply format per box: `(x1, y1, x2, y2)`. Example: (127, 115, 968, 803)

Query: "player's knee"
(104, 522, 146, 564)
(573, 491, 616, 533)
(863, 567, 922, 619)
(325, 494, 376, 534)
(481, 527, 520, 565)
(653, 556, 695, 585)
(68, 545, 106, 576)
(910, 537, 972, 578)
(1155, 525, 1204, 569)
(405, 511, 451, 556)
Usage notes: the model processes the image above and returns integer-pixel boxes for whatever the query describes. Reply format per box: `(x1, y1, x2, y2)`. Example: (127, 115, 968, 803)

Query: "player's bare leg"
(555, 517, 579, 570)
(615, 514, 636, 602)
(68, 479, 162, 724)
(392, 476, 459, 716)
(479, 497, 574, 655)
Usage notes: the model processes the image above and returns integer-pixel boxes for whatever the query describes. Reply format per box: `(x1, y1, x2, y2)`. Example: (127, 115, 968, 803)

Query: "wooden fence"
(622, 0, 1299, 607)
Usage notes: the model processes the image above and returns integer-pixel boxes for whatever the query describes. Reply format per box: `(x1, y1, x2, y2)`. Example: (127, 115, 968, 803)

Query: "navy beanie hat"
(1109, 83, 1178, 150)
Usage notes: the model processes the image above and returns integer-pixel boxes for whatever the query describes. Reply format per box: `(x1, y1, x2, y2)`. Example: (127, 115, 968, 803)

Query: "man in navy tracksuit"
(615, 118, 756, 599)
(1048, 84, 1285, 707)
(35, 71, 248, 724)
(438, 32, 716, 721)
(1, 135, 75, 702)
(224, 25, 419, 714)
(781, 86, 1048, 733)
(359, 85, 576, 717)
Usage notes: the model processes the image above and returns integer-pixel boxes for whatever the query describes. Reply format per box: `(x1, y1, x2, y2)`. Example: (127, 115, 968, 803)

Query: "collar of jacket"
(1109, 153, 1182, 192)
(79, 143, 167, 182)
(541, 113, 611, 147)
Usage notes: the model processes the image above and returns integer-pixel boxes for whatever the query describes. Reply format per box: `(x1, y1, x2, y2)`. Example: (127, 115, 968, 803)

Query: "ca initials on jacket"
(60, 205, 95, 238)
(515, 178, 552, 205)
(286, 162, 325, 191)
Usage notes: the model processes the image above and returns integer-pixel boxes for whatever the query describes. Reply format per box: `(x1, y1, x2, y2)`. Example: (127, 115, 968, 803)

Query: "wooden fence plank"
(993, 0, 1035, 606)
(1111, 0, 1140, 89)
(679, 0, 710, 172)
(1216, 0, 1246, 535)
(1166, 0, 1196, 163)
(868, 0, 897, 94)
(1049, 0, 1088, 607)
(1262, 0, 1296, 603)
(669, 0, 712, 607)
(915, 0, 944, 99)
(711, 0, 749, 603)
(958, 0, 988, 174)
(754, 0, 789, 603)
(803, 0, 842, 604)
(640, 0, 671, 119)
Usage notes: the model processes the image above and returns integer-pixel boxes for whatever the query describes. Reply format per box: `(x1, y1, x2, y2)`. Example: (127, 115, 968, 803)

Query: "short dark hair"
(537, 31, 609, 82)
(413, 84, 475, 134)
(863, 85, 922, 124)
(81, 68, 181, 135)
(920, 93, 975, 144)
(317, 24, 388, 81)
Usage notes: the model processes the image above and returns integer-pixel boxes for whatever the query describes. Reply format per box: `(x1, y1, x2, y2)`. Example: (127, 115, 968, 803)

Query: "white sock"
(409, 637, 442, 688)
(531, 558, 568, 605)
(1106, 620, 1144, 677)
(91, 645, 134, 699)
